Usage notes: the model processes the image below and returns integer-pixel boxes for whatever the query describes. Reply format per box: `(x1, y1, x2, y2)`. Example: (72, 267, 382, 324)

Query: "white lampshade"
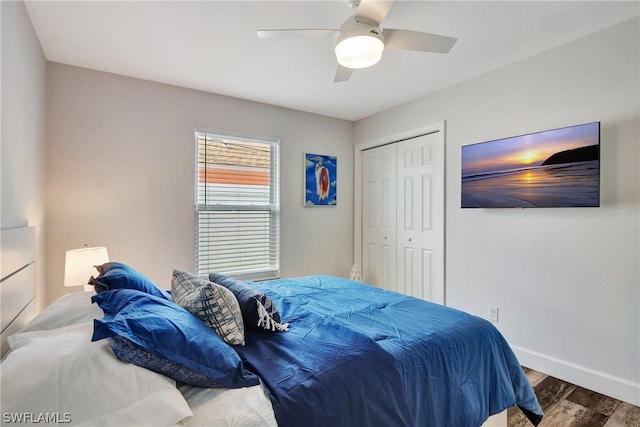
(335, 31, 385, 69)
(64, 246, 109, 292)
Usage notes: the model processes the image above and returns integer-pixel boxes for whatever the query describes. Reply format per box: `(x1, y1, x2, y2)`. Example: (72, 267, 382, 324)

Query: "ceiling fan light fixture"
(335, 30, 384, 69)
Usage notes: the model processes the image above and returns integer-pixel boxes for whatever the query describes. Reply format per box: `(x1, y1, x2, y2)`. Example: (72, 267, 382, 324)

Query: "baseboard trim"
(512, 345, 640, 407)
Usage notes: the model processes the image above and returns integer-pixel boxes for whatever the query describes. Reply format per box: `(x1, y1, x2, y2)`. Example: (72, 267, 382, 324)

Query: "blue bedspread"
(236, 275, 543, 427)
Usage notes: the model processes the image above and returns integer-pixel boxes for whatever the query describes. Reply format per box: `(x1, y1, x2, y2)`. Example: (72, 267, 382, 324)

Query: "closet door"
(361, 144, 397, 292)
(396, 132, 444, 302)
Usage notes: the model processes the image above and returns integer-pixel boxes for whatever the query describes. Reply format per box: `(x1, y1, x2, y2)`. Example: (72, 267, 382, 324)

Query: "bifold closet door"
(361, 144, 397, 292)
(360, 130, 444, 303)
(396, 132, 444, 302)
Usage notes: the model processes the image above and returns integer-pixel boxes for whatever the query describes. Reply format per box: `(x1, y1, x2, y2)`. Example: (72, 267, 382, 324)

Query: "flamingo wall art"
(304, 153, 337, 206)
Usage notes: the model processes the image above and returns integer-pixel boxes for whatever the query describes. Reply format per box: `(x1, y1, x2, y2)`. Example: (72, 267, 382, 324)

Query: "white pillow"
(1, 323, 192, 426)
(19, 292, 102, 333)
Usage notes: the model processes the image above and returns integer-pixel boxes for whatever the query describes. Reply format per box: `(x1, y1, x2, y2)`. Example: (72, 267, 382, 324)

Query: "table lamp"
(64, 245, 109, 292)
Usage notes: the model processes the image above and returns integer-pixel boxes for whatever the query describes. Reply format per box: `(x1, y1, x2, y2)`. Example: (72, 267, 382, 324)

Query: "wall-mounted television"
(461, 121, 600, 208)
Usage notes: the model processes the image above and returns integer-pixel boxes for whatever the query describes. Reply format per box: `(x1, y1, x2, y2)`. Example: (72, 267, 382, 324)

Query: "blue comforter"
(236, 275, 543, 427)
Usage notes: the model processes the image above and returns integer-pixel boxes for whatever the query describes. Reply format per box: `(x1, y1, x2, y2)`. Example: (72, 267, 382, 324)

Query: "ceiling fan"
(257, 0, 457, 82)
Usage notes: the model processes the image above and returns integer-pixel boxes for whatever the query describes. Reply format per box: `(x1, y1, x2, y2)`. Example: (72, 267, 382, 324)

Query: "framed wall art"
(304, 153, 337, 206)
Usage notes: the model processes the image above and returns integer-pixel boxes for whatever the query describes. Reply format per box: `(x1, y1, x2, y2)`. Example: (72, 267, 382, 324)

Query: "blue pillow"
(90, 262, 170, 300)
(209, 273, 288, 332)
(91, 289, 259, 388)
(108, 336, 228, 388)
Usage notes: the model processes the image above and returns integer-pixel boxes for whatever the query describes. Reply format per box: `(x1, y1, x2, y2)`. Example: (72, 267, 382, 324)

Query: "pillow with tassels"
(208, 273, 289, 332)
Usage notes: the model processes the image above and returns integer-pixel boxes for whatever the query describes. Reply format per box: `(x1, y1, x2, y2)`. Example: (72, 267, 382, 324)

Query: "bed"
(1, 230, 542, 427)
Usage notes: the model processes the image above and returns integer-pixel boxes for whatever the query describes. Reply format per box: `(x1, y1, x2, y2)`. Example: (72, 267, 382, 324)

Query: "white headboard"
(1, 226, 37, 357)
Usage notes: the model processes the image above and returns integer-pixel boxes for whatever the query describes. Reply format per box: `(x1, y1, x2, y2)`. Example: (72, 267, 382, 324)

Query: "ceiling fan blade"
(383, 28, 457, 54)
(354, 0, 393, 26)
(334, 64, 353, 83)
(258, 29, 339, 39)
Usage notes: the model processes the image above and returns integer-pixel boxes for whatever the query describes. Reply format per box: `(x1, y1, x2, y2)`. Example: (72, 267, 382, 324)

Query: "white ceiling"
(24, 1, 639, 121)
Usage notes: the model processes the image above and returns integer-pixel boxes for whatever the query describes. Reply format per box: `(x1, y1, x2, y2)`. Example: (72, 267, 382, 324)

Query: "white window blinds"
(195, 131, 280, 280)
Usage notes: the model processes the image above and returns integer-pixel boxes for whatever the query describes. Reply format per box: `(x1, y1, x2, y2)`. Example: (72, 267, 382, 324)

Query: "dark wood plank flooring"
(508, 368, 640, 427)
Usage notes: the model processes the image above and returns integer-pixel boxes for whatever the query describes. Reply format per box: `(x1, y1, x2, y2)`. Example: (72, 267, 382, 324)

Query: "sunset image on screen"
(461, 122, 600, 208)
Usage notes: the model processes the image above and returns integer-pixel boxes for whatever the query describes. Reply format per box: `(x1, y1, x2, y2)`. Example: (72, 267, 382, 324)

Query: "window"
(195, 131, 279, 280)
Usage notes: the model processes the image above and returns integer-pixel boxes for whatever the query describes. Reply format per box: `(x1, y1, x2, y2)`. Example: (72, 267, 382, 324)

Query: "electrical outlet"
(488, 305, 499, 322)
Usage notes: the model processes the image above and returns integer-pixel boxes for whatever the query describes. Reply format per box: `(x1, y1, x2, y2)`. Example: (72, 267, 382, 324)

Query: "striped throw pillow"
(171, 269, 245, 346)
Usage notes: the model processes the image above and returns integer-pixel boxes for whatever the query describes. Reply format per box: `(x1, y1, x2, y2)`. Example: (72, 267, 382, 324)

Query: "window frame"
(194, 129, 280, 280)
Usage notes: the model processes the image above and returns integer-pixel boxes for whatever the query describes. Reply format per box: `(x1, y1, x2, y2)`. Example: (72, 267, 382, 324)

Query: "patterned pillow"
(171, 269, 245, 346)
(209, 272, 289, 332)
(109, 336, 227, 388)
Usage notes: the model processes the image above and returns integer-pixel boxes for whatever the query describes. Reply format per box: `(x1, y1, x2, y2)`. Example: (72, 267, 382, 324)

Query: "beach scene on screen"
(461, 122, 600, 208)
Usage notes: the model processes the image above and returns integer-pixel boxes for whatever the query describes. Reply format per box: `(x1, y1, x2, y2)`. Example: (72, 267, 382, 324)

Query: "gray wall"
(45, 64, 354, 303)
(1, 1, 47, 306)
(355, 17, 639, 405)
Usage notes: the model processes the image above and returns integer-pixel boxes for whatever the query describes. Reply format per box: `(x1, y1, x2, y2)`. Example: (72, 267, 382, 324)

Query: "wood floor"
(508, 368, 640, 427)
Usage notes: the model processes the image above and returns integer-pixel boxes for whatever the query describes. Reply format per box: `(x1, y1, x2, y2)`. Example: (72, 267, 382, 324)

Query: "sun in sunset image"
(516, 150, 541, 165)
